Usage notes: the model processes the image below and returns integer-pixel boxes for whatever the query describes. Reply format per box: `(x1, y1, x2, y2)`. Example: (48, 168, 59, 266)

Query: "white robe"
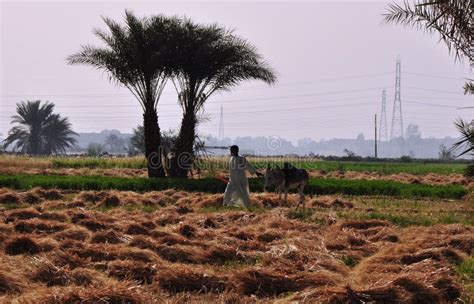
(223, 155, 256, 207)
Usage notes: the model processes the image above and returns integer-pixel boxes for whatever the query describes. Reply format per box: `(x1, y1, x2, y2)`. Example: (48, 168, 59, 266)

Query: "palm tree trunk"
(30, 127, 41, 155)
(143, 107, 166, 178)
(169, 111, 196, 178)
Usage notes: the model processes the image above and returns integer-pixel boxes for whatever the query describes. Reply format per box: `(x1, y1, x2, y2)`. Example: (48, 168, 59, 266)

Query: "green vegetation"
(243, 159, 467, 175)
(341, 256, 358, 268)
(305, 178, 467, 199)
(457, 258, 474, 281)
(337, 210, 474, 227)
(47, 156, 469, 175)
(456, 257, 474, 301)
(287, 209, 315, 222)
(0, 203, 29, 211)
(0, 174, 467, 199)
(338, 196, 474, 227)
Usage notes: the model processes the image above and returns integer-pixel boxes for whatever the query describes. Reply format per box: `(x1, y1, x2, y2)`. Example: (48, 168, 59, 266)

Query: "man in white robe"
(223, 145, 262, 207)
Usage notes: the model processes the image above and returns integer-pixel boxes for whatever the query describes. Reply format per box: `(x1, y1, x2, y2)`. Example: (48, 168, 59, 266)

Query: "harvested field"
(0, 187, 472, 302)
(0, 174, 468, 199)
(1, 164, 472, 188)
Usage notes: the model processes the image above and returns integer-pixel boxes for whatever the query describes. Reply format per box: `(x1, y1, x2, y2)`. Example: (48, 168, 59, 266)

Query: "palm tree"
(67, 11, 179, 177)
(43, 114, 78, 155)
(383, 0, 473, 93)
(3, 100, 77, 155)
(168, 20, 276, 177)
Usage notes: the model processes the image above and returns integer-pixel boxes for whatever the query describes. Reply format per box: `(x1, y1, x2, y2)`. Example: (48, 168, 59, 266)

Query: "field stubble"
(0, 155, 471, 187)
(0, 187, 472, 303)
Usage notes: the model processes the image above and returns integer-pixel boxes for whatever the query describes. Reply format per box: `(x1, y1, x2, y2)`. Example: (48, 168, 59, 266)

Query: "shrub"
(463, 164, 474, 177)
(86, 143, 105, 156)
(400, 155, 412, 162)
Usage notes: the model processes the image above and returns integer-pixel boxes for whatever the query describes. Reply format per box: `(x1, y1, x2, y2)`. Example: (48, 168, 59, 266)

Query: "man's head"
(230, 145, 239, 156)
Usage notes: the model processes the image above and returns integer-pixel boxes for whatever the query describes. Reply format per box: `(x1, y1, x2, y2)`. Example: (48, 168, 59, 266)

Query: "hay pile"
(309, 170, 473, 188)
(0, 188, 471, 302)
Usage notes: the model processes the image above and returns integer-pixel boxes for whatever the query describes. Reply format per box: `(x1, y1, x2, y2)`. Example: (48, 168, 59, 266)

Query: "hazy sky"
(1, 0, 472, 142)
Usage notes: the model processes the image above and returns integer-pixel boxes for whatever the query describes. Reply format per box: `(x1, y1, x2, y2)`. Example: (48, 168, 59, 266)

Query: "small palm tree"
(3, 100, 77, 155)
(169, 20, 276, 177)
(67, 11, 179, 177)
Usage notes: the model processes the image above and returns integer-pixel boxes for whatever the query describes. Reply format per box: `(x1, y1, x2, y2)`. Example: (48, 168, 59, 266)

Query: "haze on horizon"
(1, 0, 472, 143)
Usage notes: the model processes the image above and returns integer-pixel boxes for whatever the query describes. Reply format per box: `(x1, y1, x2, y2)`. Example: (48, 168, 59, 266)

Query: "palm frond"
(383, 0, 473, 63)
(172, 20, 276, 114)
(463, 80, 474, 95)
(450, 118, 474, 157)
(67, 10, 180, 110)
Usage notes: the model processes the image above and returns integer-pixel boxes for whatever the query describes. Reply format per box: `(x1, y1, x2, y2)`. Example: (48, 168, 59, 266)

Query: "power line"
(2, 72, 469, 100)
(1, 93, 381, 108)
(1, 99, 469, 120)
(0, 86, 390, 106)
(404, 100, 466, 108)
(0, 101, 379, 119)
(0, 72, 395, 98)
(403, 71, 467, 80)
(403, 86, 466, 95)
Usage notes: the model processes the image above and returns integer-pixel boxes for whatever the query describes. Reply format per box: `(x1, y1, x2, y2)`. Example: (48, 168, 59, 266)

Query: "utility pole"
(375, 114, 378, 158)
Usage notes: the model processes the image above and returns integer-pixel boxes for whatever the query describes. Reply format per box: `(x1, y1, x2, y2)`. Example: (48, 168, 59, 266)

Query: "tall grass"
(0, 174, 467, 199)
